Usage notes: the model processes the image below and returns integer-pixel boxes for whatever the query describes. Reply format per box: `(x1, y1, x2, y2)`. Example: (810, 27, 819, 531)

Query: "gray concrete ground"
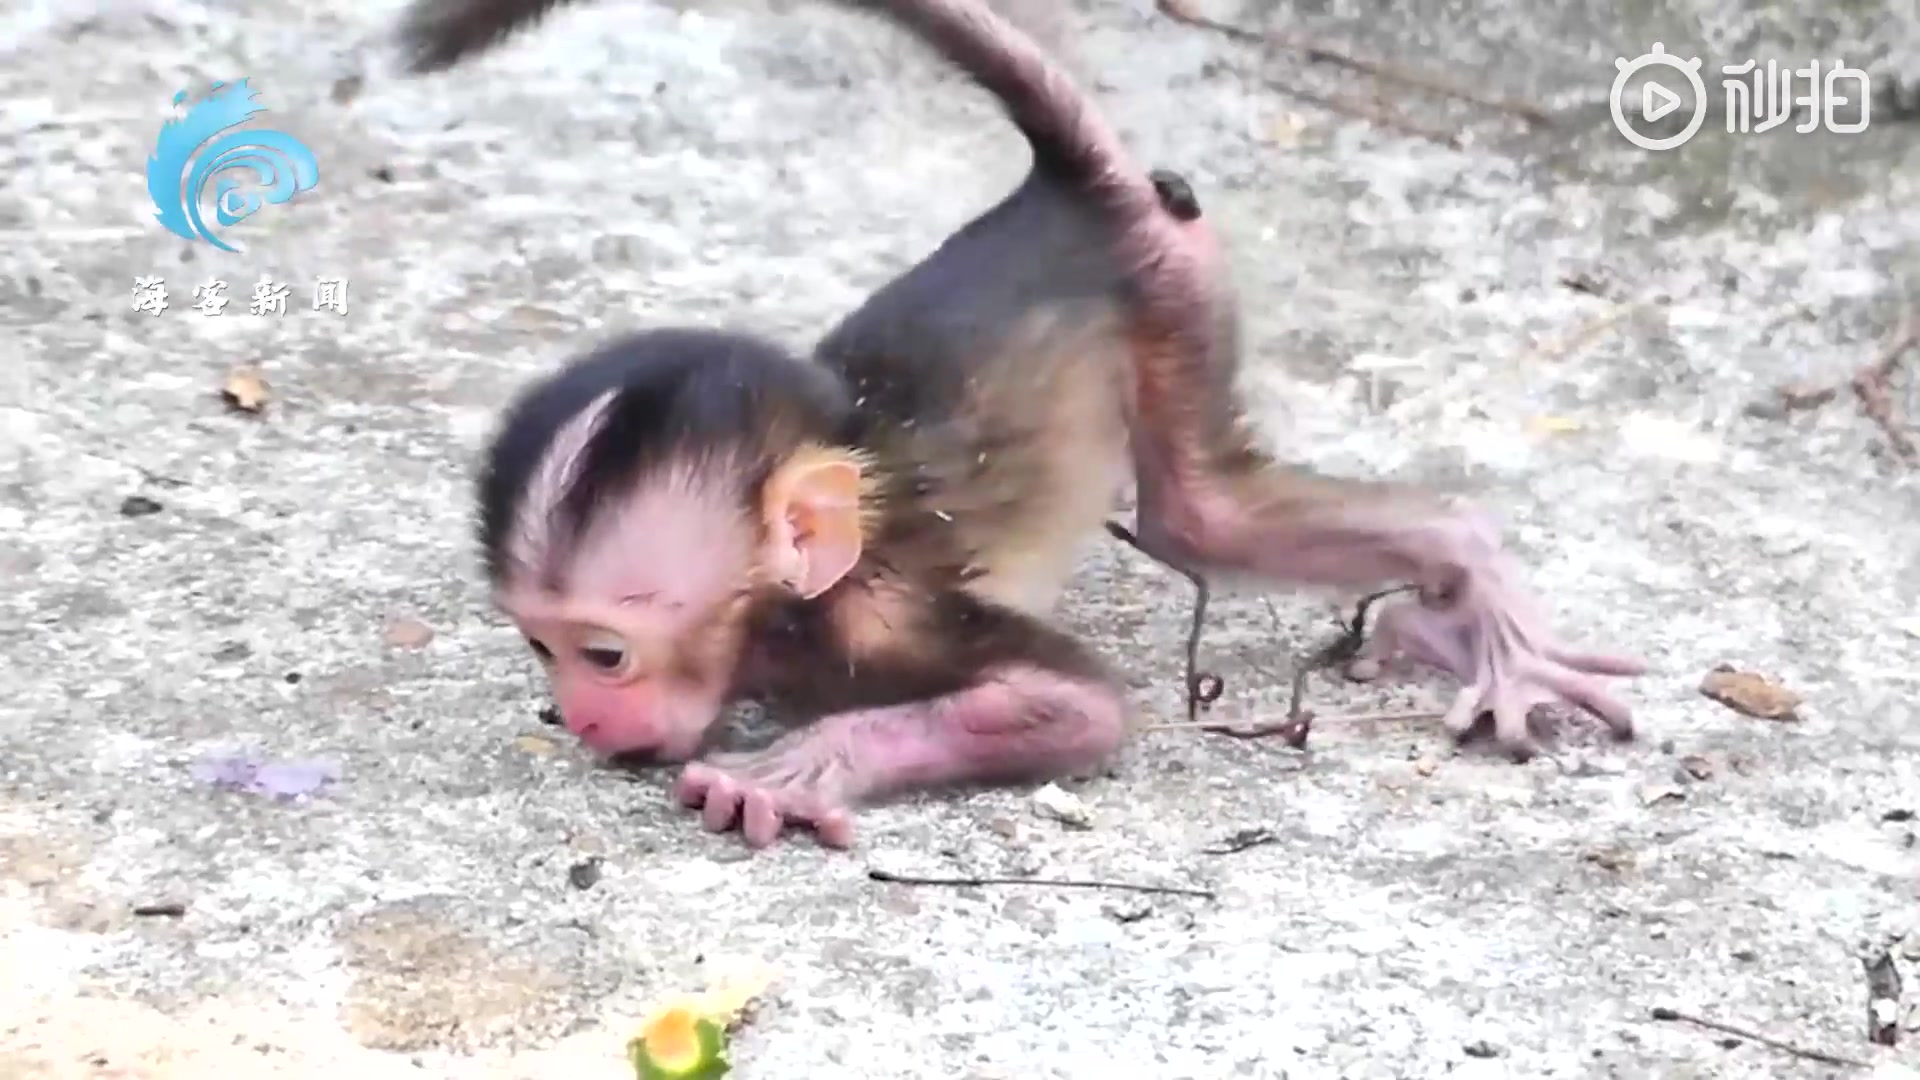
(3, 0, 1919, 1076)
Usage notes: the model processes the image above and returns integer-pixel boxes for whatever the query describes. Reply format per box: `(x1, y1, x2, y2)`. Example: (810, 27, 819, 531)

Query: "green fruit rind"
(629, 1015, 731, 1080)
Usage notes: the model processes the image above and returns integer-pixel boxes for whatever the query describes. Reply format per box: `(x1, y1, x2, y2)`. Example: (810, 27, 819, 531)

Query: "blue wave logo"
(146, 79, 319, 252)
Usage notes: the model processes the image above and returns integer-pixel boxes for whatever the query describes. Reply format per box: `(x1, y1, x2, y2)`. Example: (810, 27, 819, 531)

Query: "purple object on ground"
(190, 751, 339, 798)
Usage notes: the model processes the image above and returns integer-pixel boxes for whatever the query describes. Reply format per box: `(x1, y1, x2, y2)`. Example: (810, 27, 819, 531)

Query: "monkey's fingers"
(1530, 662, 1636, 739)
(674, 764, 855, 850)
(1544, 646, 1650, 678)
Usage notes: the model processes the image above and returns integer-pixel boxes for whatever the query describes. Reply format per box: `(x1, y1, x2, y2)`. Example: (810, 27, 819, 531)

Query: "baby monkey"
(400, 0, 1646, 850)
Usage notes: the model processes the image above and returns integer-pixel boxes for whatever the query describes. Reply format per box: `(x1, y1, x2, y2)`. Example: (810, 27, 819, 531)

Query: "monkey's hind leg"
(1120, 335, 1647, 760)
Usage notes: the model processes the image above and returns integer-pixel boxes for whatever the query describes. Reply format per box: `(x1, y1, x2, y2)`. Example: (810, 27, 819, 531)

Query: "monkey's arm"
(676, 599, 1126, 849)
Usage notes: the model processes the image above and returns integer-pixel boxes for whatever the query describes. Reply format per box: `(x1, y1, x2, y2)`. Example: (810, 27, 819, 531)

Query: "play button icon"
(1641, 80, 1682, 121)
(1611, 43, 1710, 151)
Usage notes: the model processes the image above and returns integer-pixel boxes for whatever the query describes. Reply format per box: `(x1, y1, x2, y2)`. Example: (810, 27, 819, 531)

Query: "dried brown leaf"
(220, 366, 270, 413)
(382, 616, 435, 649)
(1699, 665, 1803, 721)
(1774, 381, 1838, 411)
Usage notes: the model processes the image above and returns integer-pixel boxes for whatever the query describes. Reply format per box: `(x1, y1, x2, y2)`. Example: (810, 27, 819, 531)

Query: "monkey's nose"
(566, 715, 660, 760)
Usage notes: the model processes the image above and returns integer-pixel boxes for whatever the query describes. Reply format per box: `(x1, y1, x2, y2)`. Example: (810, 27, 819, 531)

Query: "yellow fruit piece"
(629, 1003, 728, 1080)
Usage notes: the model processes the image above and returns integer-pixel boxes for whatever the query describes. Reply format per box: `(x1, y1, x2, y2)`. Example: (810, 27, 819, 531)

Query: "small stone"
(1583, 847, 1635, 872)
(566, 858, 603, 891)
(1638, 783, 1686, 806)
(1031, 783, 1092, 830)
(119, 494, 163, 517)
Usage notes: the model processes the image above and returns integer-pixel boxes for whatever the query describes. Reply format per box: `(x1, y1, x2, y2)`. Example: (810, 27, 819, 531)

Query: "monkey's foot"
(1358, 564, 1646, 759)
(673, 738, 858, 850)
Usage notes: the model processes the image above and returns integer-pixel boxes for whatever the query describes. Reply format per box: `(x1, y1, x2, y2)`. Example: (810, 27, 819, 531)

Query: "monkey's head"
(477, 328, 866, 761)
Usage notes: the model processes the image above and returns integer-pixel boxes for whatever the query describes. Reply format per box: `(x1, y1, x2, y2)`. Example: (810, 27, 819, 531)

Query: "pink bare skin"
(494, 467, 767, 762)
(675, 667, 1125, 849)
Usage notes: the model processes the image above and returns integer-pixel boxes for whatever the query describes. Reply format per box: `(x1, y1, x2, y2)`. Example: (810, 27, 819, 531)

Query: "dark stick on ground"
(1851, 314, 1918, 463)
(1647, 1007, 1868, 1069)
(1864, 948, 1904, 1047)
(1200, 827, 1280, 855)
(1153, 0, 1549, 133)
(868, 867, 1217, 900)
(1199, 585, 1415, 746)
(1105, 521, 1222, 722)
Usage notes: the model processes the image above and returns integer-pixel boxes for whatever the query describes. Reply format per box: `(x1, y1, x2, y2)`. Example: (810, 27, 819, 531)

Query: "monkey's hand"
(673, 729, 861, 850)
(1354, 541, 1646, 759)
(673, 666, 1125, 850)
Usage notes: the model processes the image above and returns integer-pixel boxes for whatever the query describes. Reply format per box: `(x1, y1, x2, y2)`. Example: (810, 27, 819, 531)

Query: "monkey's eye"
(527, 638, 555, 664)
(576, 632, 630, 676)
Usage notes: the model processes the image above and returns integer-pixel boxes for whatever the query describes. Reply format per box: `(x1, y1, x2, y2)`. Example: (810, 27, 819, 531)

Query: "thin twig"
(1151, 709, 1441, 734)
(1266, 77, 1461, 149)
(1647, 1007, 1869, 1069)
(1286, 586, 1413, 719)
(868, 868, 1216, 900)
(1155, 0, 1549, 128)
(1200, 827, 1280, 855)
(1143, 587, 1423, 745)
(1850, 313, 1919, 463)
(1106, 521, 1221, 722)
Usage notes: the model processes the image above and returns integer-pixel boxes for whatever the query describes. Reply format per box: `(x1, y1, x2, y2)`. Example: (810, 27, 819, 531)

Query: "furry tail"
(396, 0, 1152, 203)
(396, 0, 586, 74)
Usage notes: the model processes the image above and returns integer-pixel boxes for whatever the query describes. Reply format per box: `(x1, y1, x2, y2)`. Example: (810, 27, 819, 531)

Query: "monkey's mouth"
(606, 749, 669, 772)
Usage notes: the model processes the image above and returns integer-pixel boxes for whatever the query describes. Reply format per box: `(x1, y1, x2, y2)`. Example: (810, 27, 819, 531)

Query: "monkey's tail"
(841, 1, 1154, 209)
(396, 0, 1157, 211)
(397, 0, 587, 74)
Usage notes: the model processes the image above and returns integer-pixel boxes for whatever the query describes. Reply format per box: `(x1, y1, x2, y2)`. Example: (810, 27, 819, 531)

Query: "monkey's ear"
(764, 449, 865, 599)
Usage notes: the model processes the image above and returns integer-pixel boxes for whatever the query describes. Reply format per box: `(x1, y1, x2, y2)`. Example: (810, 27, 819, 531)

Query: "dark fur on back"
(477, 328, 853, 587)
(739, 583, 1111, 718)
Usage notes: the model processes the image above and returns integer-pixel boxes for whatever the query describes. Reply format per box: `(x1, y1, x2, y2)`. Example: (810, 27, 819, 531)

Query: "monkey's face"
(506, 586, 753, 762)
(490, 440, 869, 762)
